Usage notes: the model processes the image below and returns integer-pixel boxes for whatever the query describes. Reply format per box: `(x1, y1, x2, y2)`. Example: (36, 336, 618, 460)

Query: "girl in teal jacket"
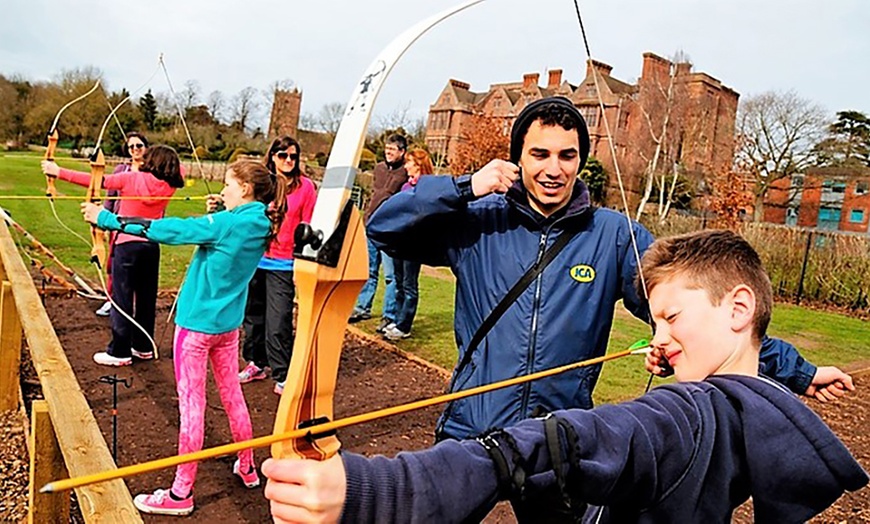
(82, 160, 288, 516)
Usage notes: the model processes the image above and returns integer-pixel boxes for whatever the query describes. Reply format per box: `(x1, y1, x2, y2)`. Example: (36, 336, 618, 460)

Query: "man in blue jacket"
(365, 96, 853, 444)
(260, 230, 867, 523)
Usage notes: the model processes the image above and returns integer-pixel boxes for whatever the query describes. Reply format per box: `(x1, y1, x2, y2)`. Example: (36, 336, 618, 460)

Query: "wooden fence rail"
(0, 220, 142, 523)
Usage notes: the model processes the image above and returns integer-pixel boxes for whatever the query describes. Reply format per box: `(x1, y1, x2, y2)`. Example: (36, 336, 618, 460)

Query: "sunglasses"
(276, 151, 299, 161)
(128, 143, 145, 150)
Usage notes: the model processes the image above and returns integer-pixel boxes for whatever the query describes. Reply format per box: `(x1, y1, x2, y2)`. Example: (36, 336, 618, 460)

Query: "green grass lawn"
(3, 150, 868, 406)
(0, 151, 210, 287)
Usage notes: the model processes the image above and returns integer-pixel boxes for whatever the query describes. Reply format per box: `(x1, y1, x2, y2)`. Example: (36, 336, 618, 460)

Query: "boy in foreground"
(261, 230, 868, 523)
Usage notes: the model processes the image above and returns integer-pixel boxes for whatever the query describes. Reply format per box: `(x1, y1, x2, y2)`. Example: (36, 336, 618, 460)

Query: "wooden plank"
(0, 281, 22, 411)
(0, 221, 142, 522)
(28, 400, 70, 524)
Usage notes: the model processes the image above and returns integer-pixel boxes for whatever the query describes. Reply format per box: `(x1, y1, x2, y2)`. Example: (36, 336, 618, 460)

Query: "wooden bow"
(272, 0, 486, 461)
(86, 149, 107, 269)
(44, 80, 101, 201)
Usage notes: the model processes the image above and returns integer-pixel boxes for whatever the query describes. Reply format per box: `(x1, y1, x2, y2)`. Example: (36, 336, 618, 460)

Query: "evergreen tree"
(580, 157, 608, 205)
(815, 110, 870, 167)
(139, 89, 158, 131)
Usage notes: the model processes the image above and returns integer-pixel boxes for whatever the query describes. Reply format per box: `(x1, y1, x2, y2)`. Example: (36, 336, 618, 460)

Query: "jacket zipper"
(520, 227, 551, 416)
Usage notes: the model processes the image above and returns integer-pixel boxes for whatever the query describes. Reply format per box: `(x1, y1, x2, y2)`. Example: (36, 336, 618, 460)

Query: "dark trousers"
(242, 268, 295, 382)
(392, 259, 421, 333)
(107, 241, 159, 358)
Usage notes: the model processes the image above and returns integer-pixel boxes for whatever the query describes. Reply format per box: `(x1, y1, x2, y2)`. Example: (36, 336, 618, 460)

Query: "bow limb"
(44, 79, 101, 200)
(272, 0, 486, 461)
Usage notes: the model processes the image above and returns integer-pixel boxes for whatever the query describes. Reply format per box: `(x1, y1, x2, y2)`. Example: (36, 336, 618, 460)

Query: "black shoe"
(376, 318, 394, 334)
(348, 310, 371, 323)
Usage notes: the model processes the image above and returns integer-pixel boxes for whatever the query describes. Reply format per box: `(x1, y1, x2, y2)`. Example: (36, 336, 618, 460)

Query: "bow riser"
(87, 150, 107, 268)
(44, 130, 59, 198)
(272, 207, 368, 459)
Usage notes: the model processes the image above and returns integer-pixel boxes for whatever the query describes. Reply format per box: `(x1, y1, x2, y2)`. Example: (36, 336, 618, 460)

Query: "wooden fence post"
(0, 280, 22, 411)
(28, 400, 71, 524)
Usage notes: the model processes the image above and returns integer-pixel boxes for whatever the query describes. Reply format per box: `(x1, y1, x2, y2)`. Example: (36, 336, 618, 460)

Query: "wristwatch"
(455, 174, 476, 202)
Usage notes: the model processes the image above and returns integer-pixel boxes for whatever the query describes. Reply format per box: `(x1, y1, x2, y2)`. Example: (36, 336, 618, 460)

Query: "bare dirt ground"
(2, 293, 868, 522)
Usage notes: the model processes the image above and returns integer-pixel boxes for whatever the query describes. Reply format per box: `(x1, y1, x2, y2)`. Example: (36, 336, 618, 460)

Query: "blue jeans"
(355, 237, 399, 321)
(392, 259, 420, 333)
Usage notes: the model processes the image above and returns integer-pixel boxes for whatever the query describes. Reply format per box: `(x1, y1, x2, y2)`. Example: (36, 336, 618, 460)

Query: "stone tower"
(269, 88, 302, 139)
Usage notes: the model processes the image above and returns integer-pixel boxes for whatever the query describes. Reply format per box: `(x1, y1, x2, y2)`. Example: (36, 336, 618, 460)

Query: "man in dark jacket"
(365, 96, 853, 442)
(261, 230, 867, 523)
(349, 133, 408, 332)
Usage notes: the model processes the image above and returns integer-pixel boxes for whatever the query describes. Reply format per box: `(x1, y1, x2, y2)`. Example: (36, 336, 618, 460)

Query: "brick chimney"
(585, 59, 613, 78)
(675, 61, 692, 77)
(523, 73, 540, 89)
(641, 52, 671, 84)
(449, 79, 470, 91)
(547, 69, 563, 88)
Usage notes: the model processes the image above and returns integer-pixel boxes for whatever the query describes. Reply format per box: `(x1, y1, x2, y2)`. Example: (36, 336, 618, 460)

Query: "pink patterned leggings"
(171, 326, 254, 498)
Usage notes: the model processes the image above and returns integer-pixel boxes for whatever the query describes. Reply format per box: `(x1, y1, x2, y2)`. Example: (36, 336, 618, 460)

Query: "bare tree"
(736, 90, 828, 220)
(371, 101, 412, 138)
(207, 90, 225, 124)
(181, 80, 201, 111)
(305, 102, 346, 137)
(229, 86, 261, 134)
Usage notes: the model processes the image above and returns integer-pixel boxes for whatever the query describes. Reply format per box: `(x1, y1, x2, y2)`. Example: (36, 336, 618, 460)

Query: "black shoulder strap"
(450, 225, 581, 391)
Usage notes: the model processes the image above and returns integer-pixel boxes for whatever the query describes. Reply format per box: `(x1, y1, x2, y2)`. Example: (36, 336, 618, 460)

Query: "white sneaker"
(383, 325, 410, 341)
(93, 352, 132, 366)
(131, 348, 154, 360)
(95, 301, 112, 317)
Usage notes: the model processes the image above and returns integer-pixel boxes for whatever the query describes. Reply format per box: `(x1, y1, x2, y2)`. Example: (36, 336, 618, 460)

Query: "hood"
(707, 375, 868, 521)
(505, 177, 592, 225)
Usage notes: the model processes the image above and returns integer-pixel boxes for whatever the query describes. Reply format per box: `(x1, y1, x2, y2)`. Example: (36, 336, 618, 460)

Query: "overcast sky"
(2, 0, 867, 129)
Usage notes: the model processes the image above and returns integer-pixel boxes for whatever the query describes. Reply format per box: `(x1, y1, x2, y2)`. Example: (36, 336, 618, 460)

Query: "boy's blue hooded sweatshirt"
(339, 375, 868, 523)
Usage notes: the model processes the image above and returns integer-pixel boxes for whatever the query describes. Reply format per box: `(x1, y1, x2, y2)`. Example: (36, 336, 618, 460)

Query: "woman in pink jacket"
(42, 145, 184, 366)
(236, 136, 316, 395)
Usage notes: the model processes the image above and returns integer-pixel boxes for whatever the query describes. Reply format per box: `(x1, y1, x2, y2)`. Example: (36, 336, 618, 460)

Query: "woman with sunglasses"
(382, 148, 433, 341)
(42, 143, 184, 366)
(236, 136, 316, 394)
(95, 132, 150, 317)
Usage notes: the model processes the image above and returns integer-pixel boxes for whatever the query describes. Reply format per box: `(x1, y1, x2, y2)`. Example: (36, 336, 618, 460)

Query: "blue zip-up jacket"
(368, 175, 818, 439)
(97, 201, 271, 334)
(339, 375, 867, 523)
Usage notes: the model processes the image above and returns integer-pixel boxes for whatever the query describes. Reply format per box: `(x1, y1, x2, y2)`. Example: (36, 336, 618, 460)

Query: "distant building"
(764, 167, 870, 233)
(426, 53, 739, 209)
(269, 88, 302, 140)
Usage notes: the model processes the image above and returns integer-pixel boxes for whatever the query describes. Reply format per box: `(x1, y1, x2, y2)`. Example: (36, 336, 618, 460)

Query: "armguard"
(117, 216, 153, 235)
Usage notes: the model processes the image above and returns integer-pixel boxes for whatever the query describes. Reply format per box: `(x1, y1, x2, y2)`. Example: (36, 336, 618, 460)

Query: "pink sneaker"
(238, 362, 268, 384)
(133, 488, 194, 516)
(233, 458, 260, 488)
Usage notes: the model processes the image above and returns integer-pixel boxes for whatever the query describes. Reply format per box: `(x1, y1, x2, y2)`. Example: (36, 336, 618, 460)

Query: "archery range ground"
(4, 294, 870, 523)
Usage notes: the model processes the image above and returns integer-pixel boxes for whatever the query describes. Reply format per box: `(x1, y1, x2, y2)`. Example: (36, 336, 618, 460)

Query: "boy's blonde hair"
(639, 229, 773, 343)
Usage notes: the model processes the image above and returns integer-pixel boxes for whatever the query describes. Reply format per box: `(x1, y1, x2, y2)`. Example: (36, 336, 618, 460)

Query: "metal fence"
(644, 216, 870, 315)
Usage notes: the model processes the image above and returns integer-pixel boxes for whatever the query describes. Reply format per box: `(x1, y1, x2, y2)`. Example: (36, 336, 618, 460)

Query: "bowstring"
(571, 0, 657, 393)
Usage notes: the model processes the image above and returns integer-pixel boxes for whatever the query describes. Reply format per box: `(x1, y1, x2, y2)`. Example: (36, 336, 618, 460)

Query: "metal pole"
(796, 230, 813, 304)
(99, 375, 132, 462)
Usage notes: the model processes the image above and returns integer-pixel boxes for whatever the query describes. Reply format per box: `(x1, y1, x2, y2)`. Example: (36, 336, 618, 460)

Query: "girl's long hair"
(264, 135, 302, 193)
(139, 144, 184, 188)
(229, 160, 288, 246)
